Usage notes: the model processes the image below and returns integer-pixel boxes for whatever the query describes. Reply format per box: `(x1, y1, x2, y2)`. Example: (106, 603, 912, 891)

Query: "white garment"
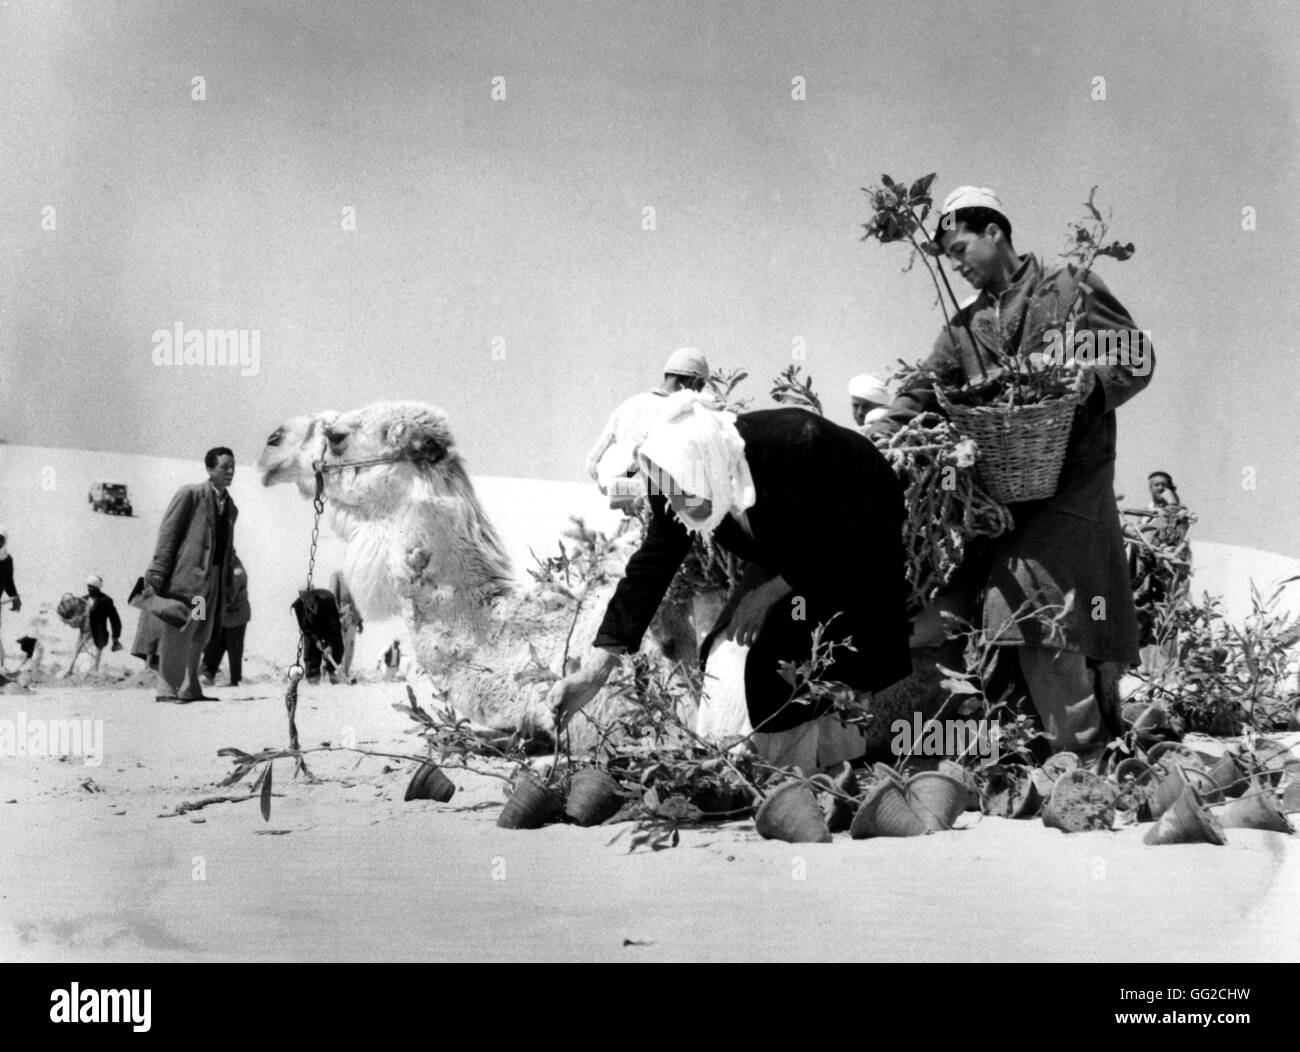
(586, 390, 670, 491)
(637, 391, 756, 537)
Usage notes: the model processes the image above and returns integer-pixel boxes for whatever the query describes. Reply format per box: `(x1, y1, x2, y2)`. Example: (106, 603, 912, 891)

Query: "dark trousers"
(202, 623, 246, 685)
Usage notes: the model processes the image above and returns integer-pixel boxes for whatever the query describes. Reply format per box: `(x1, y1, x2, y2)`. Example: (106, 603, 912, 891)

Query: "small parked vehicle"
(88, 481, 133, 516)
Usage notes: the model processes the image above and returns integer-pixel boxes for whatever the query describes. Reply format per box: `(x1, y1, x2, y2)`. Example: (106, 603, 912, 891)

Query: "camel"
(257, 401, 726, 750)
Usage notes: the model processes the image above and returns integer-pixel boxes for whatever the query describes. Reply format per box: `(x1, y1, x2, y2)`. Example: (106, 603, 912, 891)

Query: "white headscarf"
(636, 391, 756, 536)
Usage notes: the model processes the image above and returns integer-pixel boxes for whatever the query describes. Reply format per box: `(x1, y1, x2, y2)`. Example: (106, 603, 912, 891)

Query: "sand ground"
(1, 678, 1296, 963)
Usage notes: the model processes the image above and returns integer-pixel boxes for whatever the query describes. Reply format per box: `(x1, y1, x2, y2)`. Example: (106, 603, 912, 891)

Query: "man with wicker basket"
(870, 186, 1154, 760)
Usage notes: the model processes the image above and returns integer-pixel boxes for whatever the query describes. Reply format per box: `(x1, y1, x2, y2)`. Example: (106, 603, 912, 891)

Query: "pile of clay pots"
(496, 766, 630, 829)
(750, 744, 1298, 846)
(754, 761, 977, 844)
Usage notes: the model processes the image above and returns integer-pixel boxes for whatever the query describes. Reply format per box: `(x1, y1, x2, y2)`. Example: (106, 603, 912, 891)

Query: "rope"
(282, 468, 328, 782)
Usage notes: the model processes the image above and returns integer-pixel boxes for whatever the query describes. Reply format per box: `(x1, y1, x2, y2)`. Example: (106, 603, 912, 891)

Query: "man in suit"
(146, 447, 238, 702)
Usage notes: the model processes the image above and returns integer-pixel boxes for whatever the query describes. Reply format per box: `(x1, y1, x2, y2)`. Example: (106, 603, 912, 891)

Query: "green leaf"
(941, 677, 982, 695)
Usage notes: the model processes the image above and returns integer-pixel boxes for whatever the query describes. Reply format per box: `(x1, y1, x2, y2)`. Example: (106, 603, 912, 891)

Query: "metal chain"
(290, 468, 327, 677)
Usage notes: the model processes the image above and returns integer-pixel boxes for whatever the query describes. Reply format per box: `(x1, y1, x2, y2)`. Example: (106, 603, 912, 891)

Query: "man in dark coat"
(870, 186, 1154, 756)
(552, 394, 912, 768)
(147, 447, 238, 701)
(292, 587, 344, 684)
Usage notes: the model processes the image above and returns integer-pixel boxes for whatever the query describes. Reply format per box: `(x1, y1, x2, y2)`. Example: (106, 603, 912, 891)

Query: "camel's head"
(257, 411, 339, 498)
(258, 401, 513, 618)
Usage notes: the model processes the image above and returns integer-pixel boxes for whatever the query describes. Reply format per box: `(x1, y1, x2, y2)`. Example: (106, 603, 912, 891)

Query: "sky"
(2, 0, 1298, 555)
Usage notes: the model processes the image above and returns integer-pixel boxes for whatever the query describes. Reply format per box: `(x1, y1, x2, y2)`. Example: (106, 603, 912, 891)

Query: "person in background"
(63, 574, 123, 677)
(202, 553, 251, 687)
(1147, 471, 1181, 511)
(847, 373, 891, 429)
(381, 640, 402, 679)
(0, 527, 21, 668)
(329, 570, 363, 684)
(147, 447, 238, 702)
(291, 587, 344, 684)
(16, 635, 44, 684)
(586, 348, 711, 507)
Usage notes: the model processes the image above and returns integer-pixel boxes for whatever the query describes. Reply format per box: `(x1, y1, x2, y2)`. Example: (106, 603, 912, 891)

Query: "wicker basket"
(935, 371, 1094, 504)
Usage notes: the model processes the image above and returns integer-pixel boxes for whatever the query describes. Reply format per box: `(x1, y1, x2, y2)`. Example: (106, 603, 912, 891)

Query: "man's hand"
(549, 647, 621, 731)
(145, 572, 165, 593)
(726, 577, 791, 647)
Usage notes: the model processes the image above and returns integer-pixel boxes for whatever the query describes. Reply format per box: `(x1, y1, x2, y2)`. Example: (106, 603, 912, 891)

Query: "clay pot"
(754, 782, 832, 844)
(564, 767, 625, 827)
(811, 763, 859, 834)
(1148, 763, 1191, 820)
(1042, 770, 1117, 833)
(403, 761, 456, 803)
(1114, 758, 1156, 787)
(873, 762, 906, 787)
(497, 772, 564, 829)
(1147, 741, 1202, 768)
(1042, 752, 1079, 781)
(850, 778, 927, 839)
(1143, 785, 1228, 846)
(1183, 766, 1221, 803)
(938, 760, 981, 812)
(1217, 780, 1294, 834)
(1208, 751, 1249, 800)
(981, 766, 1042, 819)
(906, 772, 968, 832)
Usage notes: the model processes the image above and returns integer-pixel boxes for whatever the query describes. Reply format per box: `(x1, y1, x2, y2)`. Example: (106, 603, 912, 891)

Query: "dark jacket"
(292, 588, 344, 672)
(149, 483, 238, 604)
(85, 592, 122, 649)
(222, 555, 252, 627)
(0, 555, 16, 601)
(595, 408, 912, 731)
(871, 255, 1152, 665)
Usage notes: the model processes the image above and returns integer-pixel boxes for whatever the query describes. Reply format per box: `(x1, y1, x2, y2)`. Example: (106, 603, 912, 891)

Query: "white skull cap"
(662, 347, 710, 380)
(933, 186, 1008, 241)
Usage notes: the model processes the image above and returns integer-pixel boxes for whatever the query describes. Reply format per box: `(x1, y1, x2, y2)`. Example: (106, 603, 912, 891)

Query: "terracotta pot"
(1217, 780, 1294, 834)
(497, 772, 564, 830)
(755, 782, 832, 844)
(1143, 785, 1228, 846)
(850, 779, 926, 839)
(873, 762, 906, 787)
(1147, 741, 1202, 768)
(906, 772, 967, 832)
(811, 763, 859, 834)
(564, 767, 624, 827)
(1148, 763, 1191, 820)
(938, 760, 981, 812)
(1114, 758, 1156, 787)
(981, 766, 1041, 819)
(1208, 751, 1249, 800)
(1041, 770, 1117, 833)
(1042, 752, 1079, 781)
(403, 761, 456, 803)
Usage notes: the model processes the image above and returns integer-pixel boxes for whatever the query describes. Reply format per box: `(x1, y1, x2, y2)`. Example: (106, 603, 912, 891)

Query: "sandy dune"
(1, 680, 1296, 963)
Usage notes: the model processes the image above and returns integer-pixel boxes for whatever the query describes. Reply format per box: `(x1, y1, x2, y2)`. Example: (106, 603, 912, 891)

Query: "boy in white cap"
(63, 574, 123, 676)
(847, 373, 891, 428)
(869, 185, 1154, 760)
(585, 348, 710, 508)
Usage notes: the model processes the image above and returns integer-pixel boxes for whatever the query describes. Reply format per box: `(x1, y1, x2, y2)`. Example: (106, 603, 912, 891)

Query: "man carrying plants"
(869, 185, 1154, 760)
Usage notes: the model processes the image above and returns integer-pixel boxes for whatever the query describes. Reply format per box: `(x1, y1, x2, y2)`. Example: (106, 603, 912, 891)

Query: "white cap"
(933, 185, 1007, 241)
(86, 574, 103, 588)
(848, 373, 890, 404)
(663, 347, 710, 380)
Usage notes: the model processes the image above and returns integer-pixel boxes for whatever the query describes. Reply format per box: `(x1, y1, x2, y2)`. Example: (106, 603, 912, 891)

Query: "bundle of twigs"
(874, 412, 1014, 610)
